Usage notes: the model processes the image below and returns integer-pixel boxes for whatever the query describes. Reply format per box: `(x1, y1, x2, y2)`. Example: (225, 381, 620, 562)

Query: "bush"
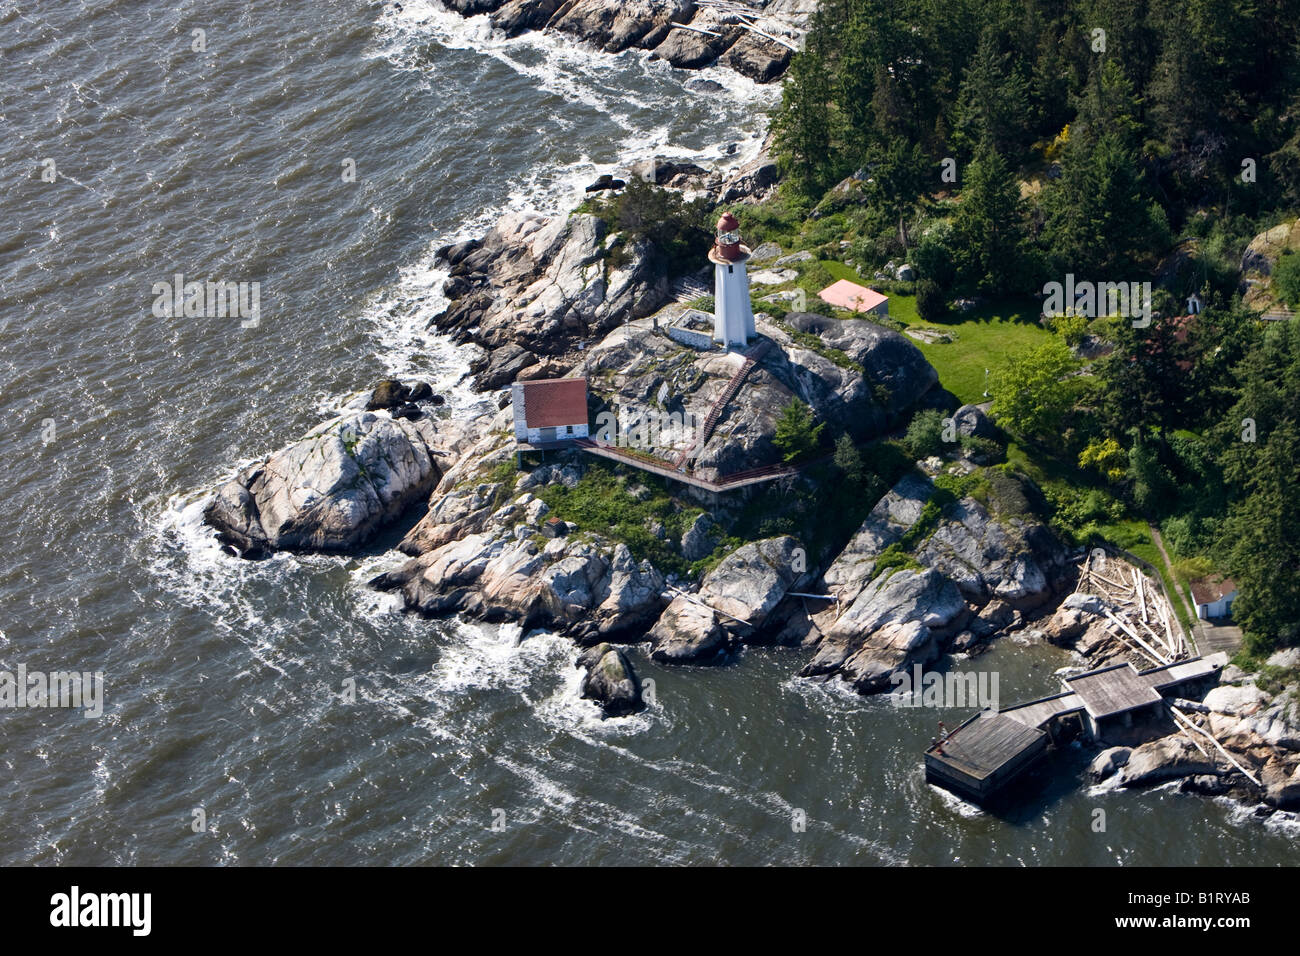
(903, 408, 947, 459)
(1274, 250, 1300, 307)
(915, 278, 948, 321)
(1078, 436, 1127, 483)
(773, 399, 826, 462)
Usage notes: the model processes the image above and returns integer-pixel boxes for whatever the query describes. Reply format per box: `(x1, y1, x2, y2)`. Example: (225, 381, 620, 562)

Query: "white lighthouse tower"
(710, 211, 755, 349)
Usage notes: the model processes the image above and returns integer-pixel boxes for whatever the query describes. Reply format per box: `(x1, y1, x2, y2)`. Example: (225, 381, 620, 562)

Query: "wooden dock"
(926, 656, 1223, 803)
(925, 713, 1049, 802)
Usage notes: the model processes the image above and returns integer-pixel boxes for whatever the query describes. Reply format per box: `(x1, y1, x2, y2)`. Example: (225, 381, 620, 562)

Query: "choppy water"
(1, 0, 1296, 865)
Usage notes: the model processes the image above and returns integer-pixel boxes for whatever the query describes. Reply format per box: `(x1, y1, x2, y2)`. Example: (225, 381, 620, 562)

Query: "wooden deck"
(925, 713, 1049, 799)
(1064, 663, 1163, 719)
(1140, 657, 1220, 691)
(1001, 691, 1084, 729)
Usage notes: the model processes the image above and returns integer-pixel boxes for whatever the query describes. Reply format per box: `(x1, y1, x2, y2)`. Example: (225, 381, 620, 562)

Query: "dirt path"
(1148, 524, 1243, 656)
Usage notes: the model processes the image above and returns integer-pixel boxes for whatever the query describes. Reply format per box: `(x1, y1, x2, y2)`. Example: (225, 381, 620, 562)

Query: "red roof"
(517, 378, 588, 428)
(1190, 576, 1237, 606)
(819, 279, 888, 313)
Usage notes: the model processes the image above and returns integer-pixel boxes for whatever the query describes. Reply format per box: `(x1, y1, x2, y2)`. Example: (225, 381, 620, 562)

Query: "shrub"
(1078, 436, 1128, 483)
(903, 408, 947, 459)
(773, 399, 826, 462)
(915, 278, 948, 321)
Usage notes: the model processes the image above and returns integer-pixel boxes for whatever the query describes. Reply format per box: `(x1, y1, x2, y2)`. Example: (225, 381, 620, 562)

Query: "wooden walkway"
(572, 438, 796, 491)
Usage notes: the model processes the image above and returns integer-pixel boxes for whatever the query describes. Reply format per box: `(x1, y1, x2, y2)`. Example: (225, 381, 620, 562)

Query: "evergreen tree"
(867, 140, 930, 249)
(1218, 319, 1300, 650)
(952, 26, 1033, 162)
(951, 144, 1026, 294)
(773, 399, 826, 463)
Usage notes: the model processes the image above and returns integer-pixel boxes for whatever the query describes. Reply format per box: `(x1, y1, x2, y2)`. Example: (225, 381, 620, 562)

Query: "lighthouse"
(709, 211, 755, 348)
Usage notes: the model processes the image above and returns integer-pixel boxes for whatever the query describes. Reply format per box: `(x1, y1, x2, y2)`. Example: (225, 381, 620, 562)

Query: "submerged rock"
(578, 643, 645, 717)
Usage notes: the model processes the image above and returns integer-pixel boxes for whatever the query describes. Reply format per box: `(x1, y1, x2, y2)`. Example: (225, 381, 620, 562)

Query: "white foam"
(533, 651, 660, 736)
(359, 0, 780, 392)
(928, 782, 987, 819)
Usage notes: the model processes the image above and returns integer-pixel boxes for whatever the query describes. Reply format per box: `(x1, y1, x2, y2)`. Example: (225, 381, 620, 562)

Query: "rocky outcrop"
(491, 0, 564, 35)
(776, 313, 939, 438)
(468, 0, 812, 83)
(1240, 218, 1300, 313)
(576, 314, 937, 480)
(723, 33, 793, 83)
(389, 525, 668, 642)
(680, 512, 716, 561)
(648, 597, 731, 664)
(432, 212, 668, 371)
(649, 536, 805, 663)
(1088, 746, 1132, 781)
(204, 411, 448, 557)
(800, 568, 968, 693)
(1205, 683, 1300, 750)
(821, 472, 933, 601)
(1261, 758, 1300, 809)
(913, 495, 1061, 609)
(548, 0, 696, 54)
(578, 643, 646, 717)
(652, 23, 741, 69)
(1119, 737, 1223, 788)
(952, 403, 997, 440)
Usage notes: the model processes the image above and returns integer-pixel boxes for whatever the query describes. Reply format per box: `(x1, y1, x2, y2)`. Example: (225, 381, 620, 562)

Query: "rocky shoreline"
(198, 24, 1299, 820)
(426, 0, 815, 84)
(202, 205, 1300, 820)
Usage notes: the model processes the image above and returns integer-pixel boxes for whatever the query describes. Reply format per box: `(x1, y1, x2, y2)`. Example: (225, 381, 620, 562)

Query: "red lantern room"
(714, 211, 744, 262)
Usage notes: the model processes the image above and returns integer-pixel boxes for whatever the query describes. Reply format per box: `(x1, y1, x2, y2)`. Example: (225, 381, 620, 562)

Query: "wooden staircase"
(671, 274, 711, 303)
(672, 338, 771, 470)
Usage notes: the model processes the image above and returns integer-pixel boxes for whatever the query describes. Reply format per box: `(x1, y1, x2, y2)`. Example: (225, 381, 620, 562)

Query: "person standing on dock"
(932, 721, 949, 754)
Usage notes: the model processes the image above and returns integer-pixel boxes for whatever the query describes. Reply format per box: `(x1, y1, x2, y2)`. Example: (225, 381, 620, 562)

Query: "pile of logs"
(683, 0, 805, 51)
(1074, 550, 1190, 665)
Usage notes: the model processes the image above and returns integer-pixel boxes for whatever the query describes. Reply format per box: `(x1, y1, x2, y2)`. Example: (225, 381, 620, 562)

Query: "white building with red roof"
(511, 378, 589, 445)
(1191, 576, 1238, 620)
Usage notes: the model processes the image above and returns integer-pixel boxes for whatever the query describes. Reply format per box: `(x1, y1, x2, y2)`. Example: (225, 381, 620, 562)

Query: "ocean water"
(1, 0, 1295, 865)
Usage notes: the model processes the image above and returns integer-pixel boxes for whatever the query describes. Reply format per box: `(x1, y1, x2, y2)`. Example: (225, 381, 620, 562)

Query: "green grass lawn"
(886, 295, 1055, 404)
(818, 259, 863, 282)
